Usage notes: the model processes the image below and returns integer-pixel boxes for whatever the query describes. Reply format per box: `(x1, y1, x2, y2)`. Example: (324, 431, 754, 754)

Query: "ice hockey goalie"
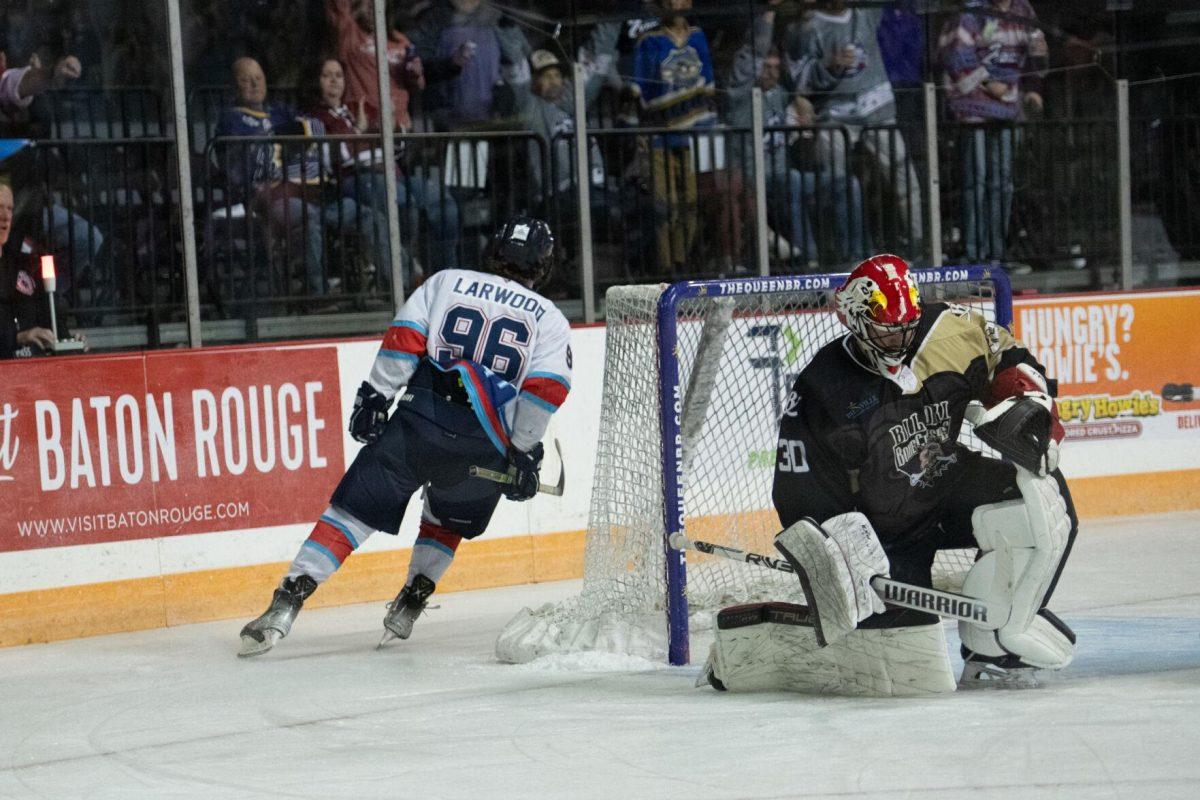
(699, 255, 1078, 695)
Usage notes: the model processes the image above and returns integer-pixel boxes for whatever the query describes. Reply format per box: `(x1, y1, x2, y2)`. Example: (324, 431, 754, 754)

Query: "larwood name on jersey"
(450, 276, 549, 322)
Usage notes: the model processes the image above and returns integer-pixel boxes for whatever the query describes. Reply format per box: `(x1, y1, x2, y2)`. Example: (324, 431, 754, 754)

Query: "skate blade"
(959, 677, 1040, 690)
(958, 665, 1041, 690)
(238, 630, 280, 658)
(377, 631, 399, 649)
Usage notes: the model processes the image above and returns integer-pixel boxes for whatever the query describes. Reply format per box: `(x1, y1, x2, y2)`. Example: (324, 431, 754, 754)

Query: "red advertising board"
(0, 345, 344, 552)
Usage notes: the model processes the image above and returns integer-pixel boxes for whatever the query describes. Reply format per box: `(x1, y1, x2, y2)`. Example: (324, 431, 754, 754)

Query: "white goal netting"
(497, 274, 1003, 664)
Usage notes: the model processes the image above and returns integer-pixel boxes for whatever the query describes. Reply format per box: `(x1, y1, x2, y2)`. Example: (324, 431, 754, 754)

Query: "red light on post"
(40, 255, 57, 293)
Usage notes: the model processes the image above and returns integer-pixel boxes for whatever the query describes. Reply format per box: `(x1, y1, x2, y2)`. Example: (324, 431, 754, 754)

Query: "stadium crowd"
(0, 0, 1190, 357)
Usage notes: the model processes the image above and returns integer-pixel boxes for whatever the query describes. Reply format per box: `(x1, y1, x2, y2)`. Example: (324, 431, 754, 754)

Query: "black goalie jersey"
(772, 302, 1054, 545)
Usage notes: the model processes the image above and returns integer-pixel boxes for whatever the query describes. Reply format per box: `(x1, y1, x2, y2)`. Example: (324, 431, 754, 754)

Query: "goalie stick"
(668, 532, 1005, 629)
(469, 439, 566, 497)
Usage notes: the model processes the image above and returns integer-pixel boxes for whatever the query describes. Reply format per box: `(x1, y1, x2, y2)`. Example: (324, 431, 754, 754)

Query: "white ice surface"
(3, 512, 1200, 799)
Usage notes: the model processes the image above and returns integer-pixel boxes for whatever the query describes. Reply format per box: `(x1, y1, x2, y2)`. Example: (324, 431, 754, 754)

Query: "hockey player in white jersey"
(239, 216, 572, 656)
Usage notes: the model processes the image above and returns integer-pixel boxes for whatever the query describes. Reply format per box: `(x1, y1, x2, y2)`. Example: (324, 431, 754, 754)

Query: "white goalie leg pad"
(773, 513, 889, 646)
(708, 603, 955, 696)
(959, 468, 1075, 669)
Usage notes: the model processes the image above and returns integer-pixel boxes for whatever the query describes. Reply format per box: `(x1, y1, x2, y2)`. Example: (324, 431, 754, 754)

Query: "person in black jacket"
(1, 182, 59, 359)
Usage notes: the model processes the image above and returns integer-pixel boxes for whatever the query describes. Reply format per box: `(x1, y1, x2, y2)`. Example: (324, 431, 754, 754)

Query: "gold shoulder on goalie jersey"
(702, 255, 1079, 695)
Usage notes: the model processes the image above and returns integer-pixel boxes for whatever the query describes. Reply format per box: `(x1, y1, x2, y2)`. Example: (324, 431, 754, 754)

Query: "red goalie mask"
(834, 254, 922, 371)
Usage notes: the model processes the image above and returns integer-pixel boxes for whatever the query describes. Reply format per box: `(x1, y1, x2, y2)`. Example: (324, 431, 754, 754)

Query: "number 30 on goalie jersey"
(366, 268, 573, 452)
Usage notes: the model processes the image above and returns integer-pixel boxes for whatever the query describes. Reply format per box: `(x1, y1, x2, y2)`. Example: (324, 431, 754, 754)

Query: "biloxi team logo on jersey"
(888, 400, 956, 487)
(0, 402, 18, 481)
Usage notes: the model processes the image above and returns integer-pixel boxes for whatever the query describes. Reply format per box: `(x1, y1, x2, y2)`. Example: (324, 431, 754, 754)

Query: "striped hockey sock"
(287, 506, 375, 585)
(406, 519, 462, 586)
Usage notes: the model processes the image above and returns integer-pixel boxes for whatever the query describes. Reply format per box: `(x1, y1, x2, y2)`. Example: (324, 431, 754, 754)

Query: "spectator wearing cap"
(632, 0, 718, 275)
(502, 26, 640, 277)
(503, 26, 618, 204)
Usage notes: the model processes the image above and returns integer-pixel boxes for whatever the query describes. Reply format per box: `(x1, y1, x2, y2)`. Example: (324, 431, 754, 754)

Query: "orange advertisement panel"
(1012, 290, 1200, 444)
(0, 346, 344, 553)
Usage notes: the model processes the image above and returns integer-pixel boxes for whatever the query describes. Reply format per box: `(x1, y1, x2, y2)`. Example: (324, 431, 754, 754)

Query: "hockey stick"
(469, 439, 565, 497)
(668, 532, 1002, 628)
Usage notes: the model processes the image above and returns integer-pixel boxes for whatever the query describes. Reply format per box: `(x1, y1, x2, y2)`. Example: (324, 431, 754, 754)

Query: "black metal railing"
(1133, 113, 1200, 264)
(9, 103, 1197, 349)
(32, 88, 168, 140)
(937, 120, 1119, 277)
(760, 124, 867, 272)
(548, 126, 760, 290)
(200, 130, 548, 331)
(11, 138, 185, 344)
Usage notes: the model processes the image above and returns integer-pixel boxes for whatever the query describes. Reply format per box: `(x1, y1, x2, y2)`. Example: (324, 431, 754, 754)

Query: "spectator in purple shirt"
(939, 0, 1047, 264)
(411, 0, 527, 130)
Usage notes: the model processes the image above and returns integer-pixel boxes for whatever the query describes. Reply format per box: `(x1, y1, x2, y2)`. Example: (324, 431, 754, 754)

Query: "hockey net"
(496, 268, 1011, 665)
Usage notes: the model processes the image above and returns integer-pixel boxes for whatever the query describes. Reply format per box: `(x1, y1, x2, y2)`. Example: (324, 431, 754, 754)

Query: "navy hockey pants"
(330, 385, 508, 539)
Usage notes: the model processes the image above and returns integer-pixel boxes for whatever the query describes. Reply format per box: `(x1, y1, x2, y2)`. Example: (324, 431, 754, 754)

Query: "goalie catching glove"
(773, 513, 889, 646)
(969, 364, 1065, 476)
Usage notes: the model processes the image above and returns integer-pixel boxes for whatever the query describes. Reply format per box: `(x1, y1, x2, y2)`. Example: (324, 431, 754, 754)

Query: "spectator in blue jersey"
(215, 56, 370, 297)
(632, 0, 718, 275)
(939, 0, 1047, 264)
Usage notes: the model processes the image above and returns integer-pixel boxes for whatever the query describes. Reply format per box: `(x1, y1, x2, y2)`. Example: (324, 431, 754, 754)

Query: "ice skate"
(958, 653, 1041, 690)
(238, 575, 317, 657)
(379, 574, 436, 647)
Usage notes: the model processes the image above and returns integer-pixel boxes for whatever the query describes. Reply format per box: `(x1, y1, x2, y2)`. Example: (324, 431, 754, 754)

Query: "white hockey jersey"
(367, 268, 572, 453)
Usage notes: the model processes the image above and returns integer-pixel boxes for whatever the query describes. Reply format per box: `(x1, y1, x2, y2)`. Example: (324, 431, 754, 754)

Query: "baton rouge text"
(33, 382, 328, 491)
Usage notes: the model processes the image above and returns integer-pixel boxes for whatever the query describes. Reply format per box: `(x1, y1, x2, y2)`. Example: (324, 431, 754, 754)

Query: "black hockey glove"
(504, 443, 544, 501)
(349, 382, 390, 444)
